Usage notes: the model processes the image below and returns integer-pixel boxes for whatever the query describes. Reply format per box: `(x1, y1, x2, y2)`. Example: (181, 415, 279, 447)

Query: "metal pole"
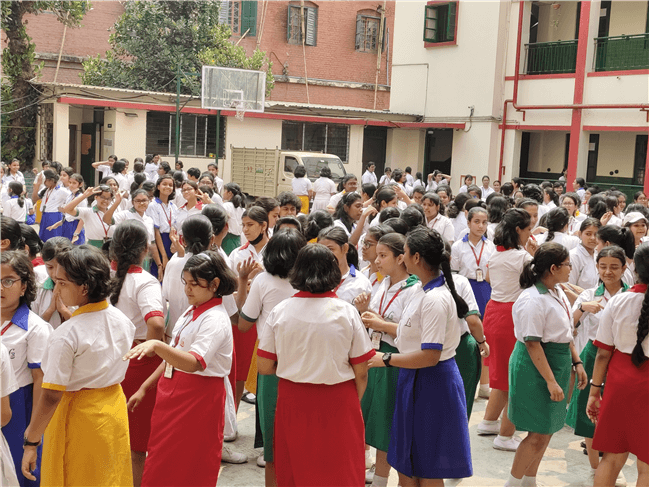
(215, 110, 220, 168)
(175, 64, 181, 164)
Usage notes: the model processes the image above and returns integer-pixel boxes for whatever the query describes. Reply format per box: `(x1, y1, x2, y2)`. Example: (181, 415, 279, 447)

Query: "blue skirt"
(150, 232, 172, 280)
(61, 219, 85, 245)
(25, 214, 36, 225)
(38, 212, 63, 242)
(469, 279, 492, 317)
(2, 384, 42, 487)
(388, 358, 472, 480)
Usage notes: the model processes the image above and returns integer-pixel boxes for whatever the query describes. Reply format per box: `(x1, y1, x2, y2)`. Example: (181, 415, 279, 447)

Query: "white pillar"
(52, 102, 69, 165)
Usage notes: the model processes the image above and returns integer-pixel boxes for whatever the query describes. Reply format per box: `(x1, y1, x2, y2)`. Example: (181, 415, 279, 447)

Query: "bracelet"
(476, 338, 486, 345)
(590, 379, 603, 388)
(572, 361, 583, 367)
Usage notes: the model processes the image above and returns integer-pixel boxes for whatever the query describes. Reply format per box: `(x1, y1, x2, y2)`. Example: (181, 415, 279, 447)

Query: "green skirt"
(361, 342, 399, 452)
(258, 372, 279, 462)
(508, 341, 571, 435)
(566, 340, 597, 438)
(222, 233, 241, 256)
(87, 239, 104, 249)
(455, 333, 482, 419)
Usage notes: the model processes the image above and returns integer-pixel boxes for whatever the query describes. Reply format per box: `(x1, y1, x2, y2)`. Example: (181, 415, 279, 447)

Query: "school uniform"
(591, 284, 648, 463)
(509, 282, 574, 434)
(451, 234, 495, 316)
(576, 187, 586, 202)
(3, 196, 26, 222)
(76, 206, 114, 248)
(2, 172, 24, 186)
(487, 222, 497, 241)
(144, 162, 159, 182)
(112, 172, 130, 193)
(113, 208, 156, 243)
(112, 265, 165, 453)
(337, 264, 373, 305)
(292, 177, 313, 214)
(566, 283, 628, 438)
(24, 198, 35, 225)
(142, 297, 232, 487)
(147, 198, 177, 277)
(61, 191, 86, 244)
(608, 214, 623, 227)
(312, 177, 337, 211)
(427, 214, 455, 243)
(536, 231, 580, 251)
(453, 213, 469, 242)
(1, 305, 52, 487)
(362, 276, 420, 453)
(31, 276, 64, 329)
(95, 163, 112, 180)
(333, 218, 356, 238)
(0, 185, 9, 210)
(327, 191, 346, 212)
(481, 186, 495, 199)
(482, 246, 533, 390)
(222, 202, 244, 254)
(38, 184, 69, 242)
(389, 275, 472, 480)
(568, 244, 598, 291)
(568, 213, 587, 235)
(211, 192, 224, 205)
(361, 170, 378, 187)
(360, 265, 384, 296)
(0, 344, 19, 488)
(173, 201, 204, 235)
(258, 291, 374, 486)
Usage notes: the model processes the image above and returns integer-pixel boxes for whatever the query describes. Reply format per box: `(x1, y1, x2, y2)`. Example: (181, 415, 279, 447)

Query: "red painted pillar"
(566, 1, 591, 187)
(644, 145, 649, 195)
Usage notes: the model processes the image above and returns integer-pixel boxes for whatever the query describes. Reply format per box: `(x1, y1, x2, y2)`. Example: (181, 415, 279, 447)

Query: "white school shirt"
(77, 206, 114, 241)
(360, 266, 384, 296)
(173, 201, 204, 235)
(395, 276, 459, 361)
(536, 231, 580, 251)
(573, 284, 628, 343)
(113, 208, 155, 243)
(487, 222, 497, 241)
(211, 192, 224, 205)
(481, 186, 495, 199)
(1, 304, 52, 389)
(292, 177, 313, 196)
(427, 214, 455, 243)
(576, 188, 586, 202)
(608, 214, 623, 227)
(240, 272, 297, 339)
(31, 277, 62, 329)
(3, 197, 26, 222)
(379, 175, 391, 186)
(450, 235, 495, 280)
(2, 171, 24, 186)
(0, 186, 9, 209)
(258, 293, 374, 384)
(512, 282, 574, 343)
(40, 184, 69, 213)
(63, 192, 86, 222)
(488, 247, 533, 302)
(337, 265, 372, 305)
(223, 202, 244, 236)
(333, 219, 356, 238)
(95, 164, 112, 178)
(214, 176, 224, 195)
(452, 274, 480, 335)
(458, 185, 469, 195)
(312, 177, 337, 211)
(368, 276, 421, 348)
(362, 170, 378, 186)
(144, 163, 159, 182)
(147, 198, 177, 235)
(41, 301, 135, 392)
(594, 286, 648, 356)
(230, 241, 266, 272)
(112, 172, 130, 193)
(24, 198, 34, 215)
(170, 298, 233, 377)
(1, 343, 17, 397)
(452, 213, 468, 241)
(327, 191, 346, 212)
(173, 190, 187, 209)
(568, 244, 599, 289)
(568, 214, 587, 235)
(113, 266, 164, 341)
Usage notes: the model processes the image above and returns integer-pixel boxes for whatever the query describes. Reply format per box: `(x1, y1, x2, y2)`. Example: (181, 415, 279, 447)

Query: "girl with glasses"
(62, 185, 115, 249)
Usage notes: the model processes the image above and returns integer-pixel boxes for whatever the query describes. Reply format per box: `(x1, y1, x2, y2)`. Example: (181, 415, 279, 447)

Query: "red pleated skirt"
(142, 371, 226, 487)
(482, 300, 516, 391)
(274, 379, 365, 487)
(121, 345, 163, 452)
(592, 350, 649, 463)
(232, 324, 257, 382)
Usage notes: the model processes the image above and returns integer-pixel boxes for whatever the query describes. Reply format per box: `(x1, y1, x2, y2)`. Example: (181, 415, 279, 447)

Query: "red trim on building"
(583, 126, 649, 133)
(505, 73, 576, 81)
(587, 69, 649, 78)
(498, 124, 571, 131)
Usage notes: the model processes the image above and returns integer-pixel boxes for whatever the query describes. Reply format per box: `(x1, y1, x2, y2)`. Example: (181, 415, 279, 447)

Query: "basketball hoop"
(234, 100, 245, 121)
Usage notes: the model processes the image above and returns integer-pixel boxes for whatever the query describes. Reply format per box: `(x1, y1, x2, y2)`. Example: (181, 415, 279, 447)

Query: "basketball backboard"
(201, 66, 266, 113)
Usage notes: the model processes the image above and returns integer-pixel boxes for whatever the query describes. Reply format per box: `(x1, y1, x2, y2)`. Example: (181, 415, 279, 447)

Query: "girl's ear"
(396, 254, 405, 266)
(342, 243, 349, 255)
(209, 277, 221, 294)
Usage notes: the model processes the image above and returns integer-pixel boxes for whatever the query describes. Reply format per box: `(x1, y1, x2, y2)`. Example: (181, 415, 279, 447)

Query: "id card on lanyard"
(161, 203, 172, 232)
(371, 286, 404, 349)
(469, 239, 485, 282)
(97, 212, 111, 242)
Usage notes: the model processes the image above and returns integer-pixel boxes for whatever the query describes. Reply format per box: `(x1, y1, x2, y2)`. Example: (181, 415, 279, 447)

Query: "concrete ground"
(218, 393, 639, 487)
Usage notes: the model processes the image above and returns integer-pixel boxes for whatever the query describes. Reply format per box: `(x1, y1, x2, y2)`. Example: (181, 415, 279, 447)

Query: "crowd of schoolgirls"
(0, 155, 648, 487)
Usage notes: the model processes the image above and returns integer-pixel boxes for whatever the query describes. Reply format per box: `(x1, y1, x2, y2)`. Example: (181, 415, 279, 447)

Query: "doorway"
(80, 122, 96, 187)
(423, 129, 453, 178)
(362, 126, 387, 176)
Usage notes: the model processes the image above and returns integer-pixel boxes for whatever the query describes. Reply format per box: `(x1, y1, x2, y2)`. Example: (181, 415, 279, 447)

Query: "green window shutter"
(305, 7, 318, 46)
(446, 2, 457, 41)
(287, 6, 293, 42)
(355, 15, 364, 51)
(241, 1, 257, 36)
(424, 5, 437, 42)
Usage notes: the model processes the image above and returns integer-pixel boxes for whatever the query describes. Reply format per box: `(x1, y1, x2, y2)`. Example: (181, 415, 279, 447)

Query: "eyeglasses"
(362, 240, 377, 249)
(181, 187, 194, 194)
(133, 199, 149, 204)
(557, 262, 573, 269)
(0, 277, 21, 288)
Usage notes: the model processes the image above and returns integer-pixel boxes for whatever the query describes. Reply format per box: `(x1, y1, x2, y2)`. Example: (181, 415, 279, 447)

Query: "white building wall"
(608, 1, 647, 37)
(385, 129, 424, 172)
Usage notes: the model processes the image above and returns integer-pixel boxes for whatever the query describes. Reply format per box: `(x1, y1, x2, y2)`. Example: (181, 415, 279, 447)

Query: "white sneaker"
(221, 444, 248, 464)
(365, 464, 375, 484)
(224, 430, 237, 442)
(614, 471, 627, 487)
(478, 384, 491, 399)
(257, 454, 266, 468)
(444, 479, 462, 487)
(477, 420, 501, 435)
(493, 435, 522, 452)
(365, 450, 374, 469)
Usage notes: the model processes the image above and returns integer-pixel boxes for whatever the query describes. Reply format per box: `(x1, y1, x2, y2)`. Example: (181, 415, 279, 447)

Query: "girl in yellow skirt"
(21, 245, 135, 487)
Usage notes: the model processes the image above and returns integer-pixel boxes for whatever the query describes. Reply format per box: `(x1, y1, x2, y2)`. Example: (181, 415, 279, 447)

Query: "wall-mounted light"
(124, 112, 138, 117)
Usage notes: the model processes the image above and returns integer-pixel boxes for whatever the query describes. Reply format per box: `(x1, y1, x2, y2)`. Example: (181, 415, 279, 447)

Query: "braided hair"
(406, 227, 469, 318)
(108, 220, 149, 306)
(632, 242, 649, 367)
(544, 207, 570, 243)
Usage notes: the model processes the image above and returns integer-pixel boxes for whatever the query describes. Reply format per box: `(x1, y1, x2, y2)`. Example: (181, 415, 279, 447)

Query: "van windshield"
(302, 157, 347, 180)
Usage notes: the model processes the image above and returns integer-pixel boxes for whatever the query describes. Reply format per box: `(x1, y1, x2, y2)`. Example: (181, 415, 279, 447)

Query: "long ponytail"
(108, 220, 149, 306)
(8, 182, 24, 208)
(632, 242, 649, 367)
(520, 242, 569, 289)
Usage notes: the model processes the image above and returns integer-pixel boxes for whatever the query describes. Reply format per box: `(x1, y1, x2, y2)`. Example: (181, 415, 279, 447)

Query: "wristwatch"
(382, 352, 392, 368)
(578, 304, 585, 312)
(23, 436, 41, 448)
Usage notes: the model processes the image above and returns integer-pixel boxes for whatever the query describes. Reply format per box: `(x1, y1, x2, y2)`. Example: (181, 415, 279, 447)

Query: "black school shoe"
(242, 392, 256, 404)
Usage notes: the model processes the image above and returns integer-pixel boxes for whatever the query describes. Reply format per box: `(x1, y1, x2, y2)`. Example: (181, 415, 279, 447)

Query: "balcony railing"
(525, 40, 578, 75)
(594, 34, 649, 72)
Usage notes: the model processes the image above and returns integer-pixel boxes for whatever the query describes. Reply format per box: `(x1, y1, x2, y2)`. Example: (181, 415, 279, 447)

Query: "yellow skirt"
(245, 340, 259, 395)
(298, 195, 310, 214)
(42, 384, 133, 487)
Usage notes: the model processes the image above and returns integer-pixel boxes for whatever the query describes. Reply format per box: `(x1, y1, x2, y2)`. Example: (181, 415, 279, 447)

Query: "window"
(284, 156, 299, 173)
(355, 14, 383, 53)
(287, 4, 317, 46)
(281, 121, 349, 163)
(146, 112, 226, 158)
(424, 1, 458, 45)
(219, 1, 257, 36)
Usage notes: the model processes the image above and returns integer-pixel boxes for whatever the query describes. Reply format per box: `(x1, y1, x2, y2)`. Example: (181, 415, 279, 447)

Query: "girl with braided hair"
(368, 227, 472, 485)
(535, 207, 579, 250)
(587, 242, 649, 487)
(109, 220, 165, 486)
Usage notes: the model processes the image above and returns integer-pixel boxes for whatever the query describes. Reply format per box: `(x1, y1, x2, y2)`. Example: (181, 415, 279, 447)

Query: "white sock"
(504, 474, 522, 487)
(521, 475, 536, 487)
(497, 434, 512, 441)
(371, 475, 388, 487)
(482, 419, 499, 425)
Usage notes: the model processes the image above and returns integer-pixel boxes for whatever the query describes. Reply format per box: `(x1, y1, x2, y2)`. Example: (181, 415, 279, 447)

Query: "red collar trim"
(110, 261, 143, 273)
(188, 297, 223, 320)
(32, 257, 44, 267)
(496, 245, 508, 252)
(181, 201, 203, 210)
(241, 241, 250, 250)
(293, 291, 338, 298)
(629, 284, 648, 294)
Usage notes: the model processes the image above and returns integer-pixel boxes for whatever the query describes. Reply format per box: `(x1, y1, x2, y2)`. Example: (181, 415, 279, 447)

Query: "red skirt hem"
(233, 324, 257, 382)
(483, 300, 516, 391)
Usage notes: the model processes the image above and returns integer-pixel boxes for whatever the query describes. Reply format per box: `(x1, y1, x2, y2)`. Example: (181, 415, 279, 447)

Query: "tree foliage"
(1, 1, 86, 166)
(82, 1, 273, 97)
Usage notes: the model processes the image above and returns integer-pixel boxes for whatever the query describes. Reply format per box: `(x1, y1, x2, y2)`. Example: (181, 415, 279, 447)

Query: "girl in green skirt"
(506, 242, 588, 487)
(566, 246, 628, 483)
(354, 233, 420, 487)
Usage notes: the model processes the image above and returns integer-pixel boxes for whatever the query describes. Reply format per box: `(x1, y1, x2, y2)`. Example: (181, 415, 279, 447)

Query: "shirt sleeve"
(571, 290, 590, 313)
(223, 294, 238, 317)
(348, 310, 374, 364)
(594, 301, 615, 351)
(77, 206, 92, 220)
(443, 220, 455, 243)
(568, 252, 580, 285)
(514, 294, 545, 341)
(240, 277, 263, 323)
(26, 318, 52, 369)
(139, 278, 165, 324)
(419, 292, 451, 350)
(457, 278, 479, 316)
(188, 311, 231, 371)
(257, 310, 278, 361)
(450, 242, 462, 272)
(1, 345, 18, 398)
(41, 333, 75, 391)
